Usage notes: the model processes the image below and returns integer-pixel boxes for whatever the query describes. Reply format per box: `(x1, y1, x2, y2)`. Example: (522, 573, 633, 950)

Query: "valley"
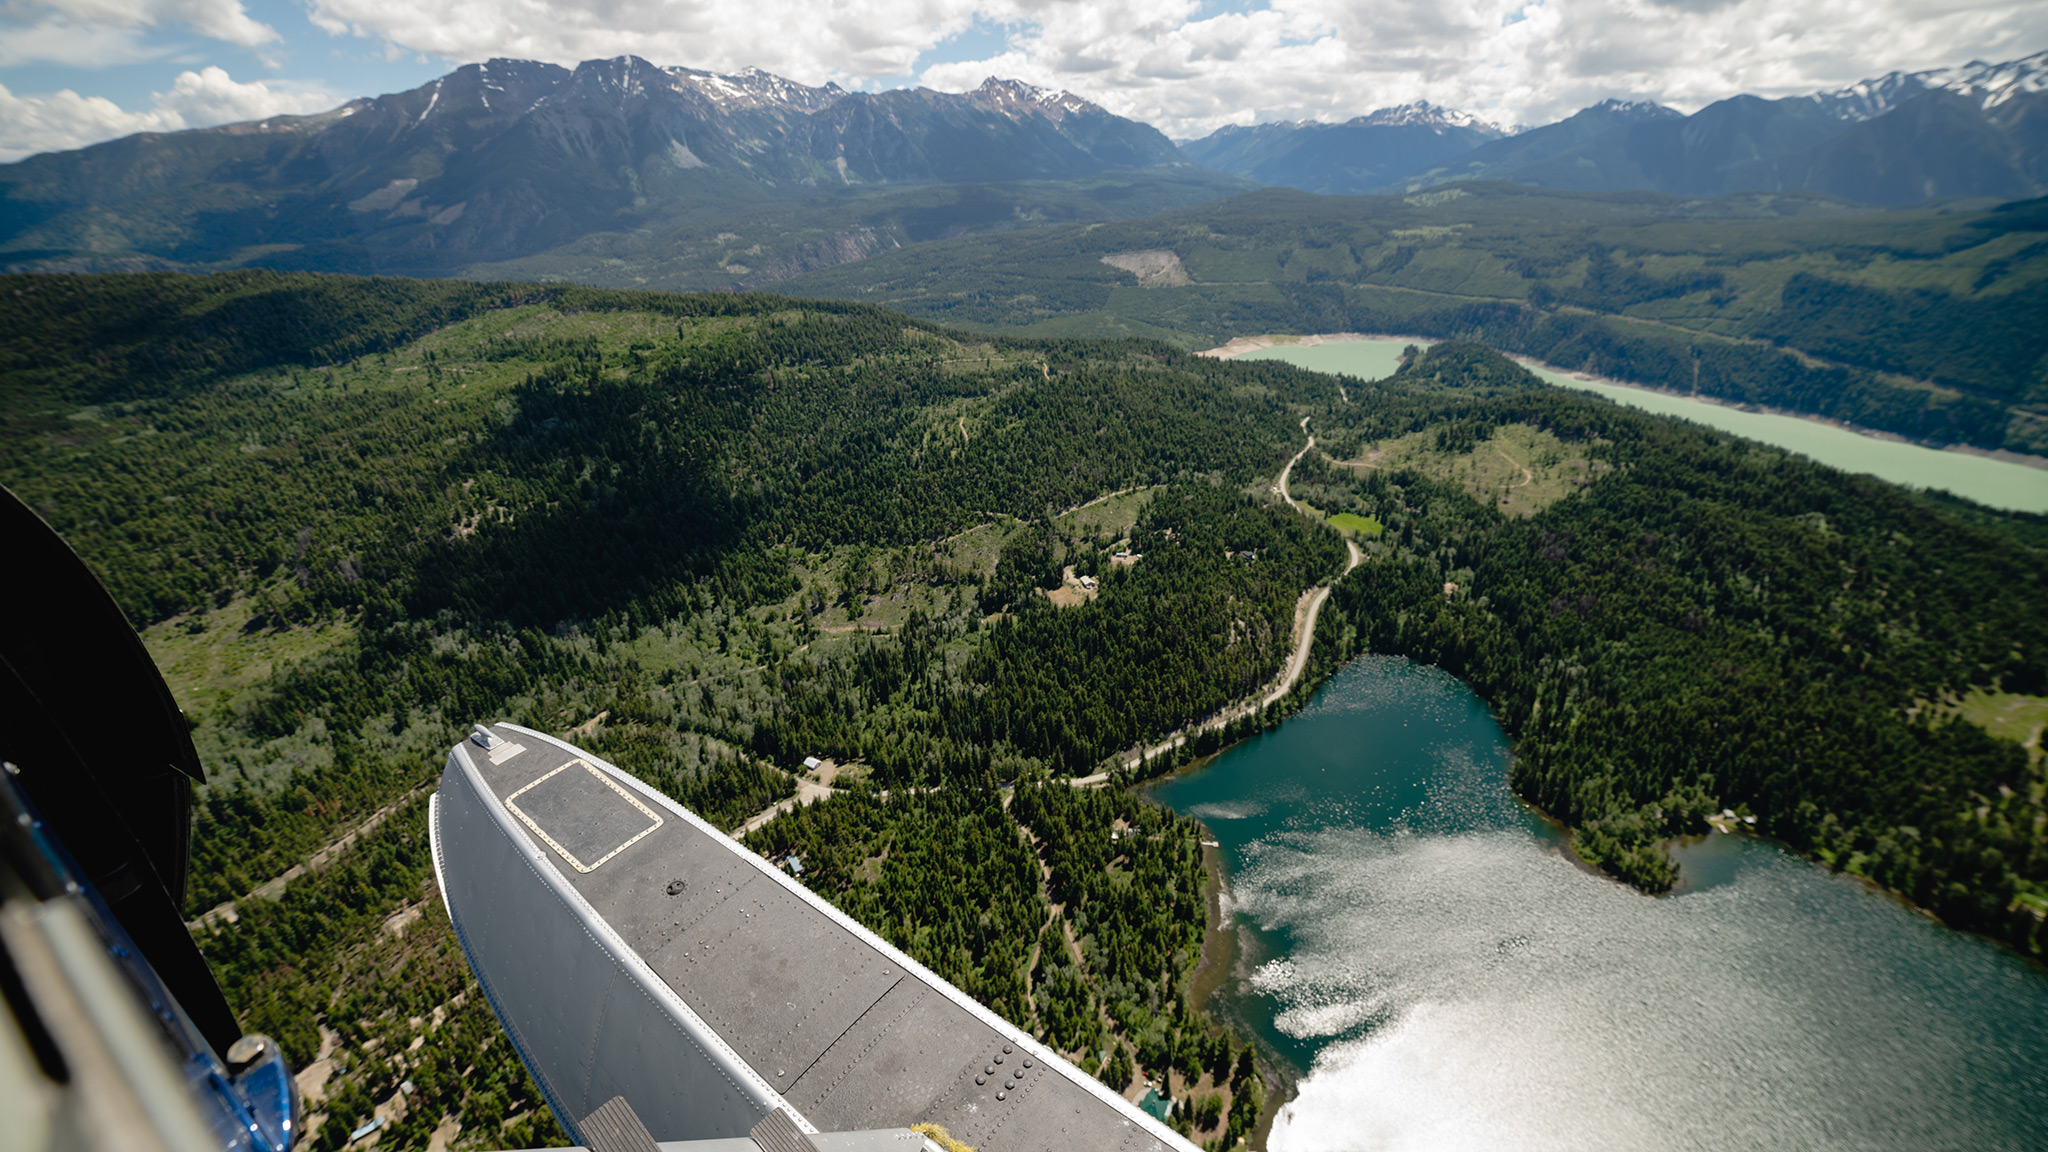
(1230, 335, 2048, 513)
(8, 46, 2045, 477)
(3, 19, 2048, 1152)
(4, 272, 2044, 1149)
(3, 274, 1344, 1147)
(782, 184, 2048, 456)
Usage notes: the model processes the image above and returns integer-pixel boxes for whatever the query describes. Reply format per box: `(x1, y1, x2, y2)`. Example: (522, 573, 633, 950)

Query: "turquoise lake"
(1151, 658, 2048, 1152)
(1234, 338, 2048, 514)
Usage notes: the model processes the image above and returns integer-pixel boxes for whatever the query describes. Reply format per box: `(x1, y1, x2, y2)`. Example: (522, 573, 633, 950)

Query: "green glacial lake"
(1235, 338, 2048, 514)
(1152, 658, 2048, 1151)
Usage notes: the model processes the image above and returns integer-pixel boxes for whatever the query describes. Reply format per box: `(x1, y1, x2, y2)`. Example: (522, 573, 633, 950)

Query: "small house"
(802, 756, 823, 771)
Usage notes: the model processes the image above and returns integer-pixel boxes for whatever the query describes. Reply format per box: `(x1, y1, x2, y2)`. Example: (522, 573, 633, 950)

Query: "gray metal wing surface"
(431, 722, 1193, 1152)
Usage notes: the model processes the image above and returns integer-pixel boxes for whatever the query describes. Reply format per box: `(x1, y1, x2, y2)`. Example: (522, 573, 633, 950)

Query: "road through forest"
(734, 417, 1363, 823)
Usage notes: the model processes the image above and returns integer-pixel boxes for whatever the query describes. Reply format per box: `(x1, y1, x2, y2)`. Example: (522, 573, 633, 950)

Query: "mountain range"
(0, 56, 1194, 277)
(1176, 102, 1511, 194)
(1, 50, 2044, 281)
(1188, 52, 2048, 201)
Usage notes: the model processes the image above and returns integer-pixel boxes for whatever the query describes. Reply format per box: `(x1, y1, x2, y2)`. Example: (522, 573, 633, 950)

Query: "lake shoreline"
(1145, 657, 2048, 1150)
(1202, 331, 2048, 475)
(1501, 354, 2048, 474)
(1181, 816, 1298, 1152)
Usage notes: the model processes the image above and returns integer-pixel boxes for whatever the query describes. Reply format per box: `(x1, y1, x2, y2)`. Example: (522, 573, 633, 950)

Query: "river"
(1151, 658, 2048, 1152)
(1231, 338, 2048, 515)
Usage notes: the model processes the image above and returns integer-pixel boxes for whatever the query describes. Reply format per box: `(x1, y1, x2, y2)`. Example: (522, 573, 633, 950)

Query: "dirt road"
(188, 782, 429, 929)
(1116, 421, 1365, 770)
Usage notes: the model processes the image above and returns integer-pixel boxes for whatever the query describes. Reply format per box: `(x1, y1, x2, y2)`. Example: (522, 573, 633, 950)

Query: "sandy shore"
(1196, 332, 1433, 359)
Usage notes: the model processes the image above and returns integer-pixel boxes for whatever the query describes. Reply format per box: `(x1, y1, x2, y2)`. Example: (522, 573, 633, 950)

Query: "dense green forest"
(3, 272, 2043, 1149)
(782, 183, 2048, 455)
(2, 271, 1337, 1148)
(1287, 342, 2047, 951)
(744, 783, 1265, 1146)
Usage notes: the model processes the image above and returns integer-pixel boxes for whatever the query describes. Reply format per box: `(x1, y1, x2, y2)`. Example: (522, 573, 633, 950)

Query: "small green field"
(1326, 511, 1384, 535)
(142, 596, 355, 720)
(1957, 689, 2048, 761)
(1058, 487, 1158, 543)
(1333, 422, 1603, 517)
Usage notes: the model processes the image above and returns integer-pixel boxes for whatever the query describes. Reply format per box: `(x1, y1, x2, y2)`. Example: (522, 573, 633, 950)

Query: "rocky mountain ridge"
(4, 49, 2044, 282)
(1810, 52, 2048, 121)
(0, 55, 1185, 273)
(1178, 102, 1509, 194)
(1184, 49, 2048, 203)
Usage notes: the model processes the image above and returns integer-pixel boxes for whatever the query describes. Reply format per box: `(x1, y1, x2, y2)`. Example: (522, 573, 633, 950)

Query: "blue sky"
(0, 0, 443, 110)
(0, 1, 1084, 109)
(1, 0, 2042, 161)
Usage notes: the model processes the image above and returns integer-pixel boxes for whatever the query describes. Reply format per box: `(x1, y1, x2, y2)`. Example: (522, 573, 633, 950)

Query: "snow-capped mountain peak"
(1583, 98, 1682, 122)
(662, 64, 845, 113)
(970, 77, 1102, 121)
(1808, 49, 2048, 120)
(1348, 101, 1509, 137)
(1926, 50, 2048, 109)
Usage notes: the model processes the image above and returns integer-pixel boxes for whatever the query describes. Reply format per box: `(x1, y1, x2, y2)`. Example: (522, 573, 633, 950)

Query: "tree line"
(1299, 342, 2046, 953)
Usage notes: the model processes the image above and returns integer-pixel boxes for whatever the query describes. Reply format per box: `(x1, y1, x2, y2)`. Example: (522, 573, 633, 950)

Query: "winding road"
(1274, 415, 1315, 512)
(1262, 417, 1364, 705)
(1116, 416, 1363, 771)
(734, 416, 1367, 824)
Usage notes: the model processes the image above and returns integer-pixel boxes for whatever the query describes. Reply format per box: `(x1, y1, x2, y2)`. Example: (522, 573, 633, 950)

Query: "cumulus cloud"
(300, 0, 2048, 136)
(0, 0, 278, 66)
(0, 67, 338, 162)
(154, 65, 335, 124)
(301, 0, 982, 84)
(913, 0, 2048, 135)
(0, 20, 165, 69)
(2, 0, 2041, 148)
(0, 85, 180, 161)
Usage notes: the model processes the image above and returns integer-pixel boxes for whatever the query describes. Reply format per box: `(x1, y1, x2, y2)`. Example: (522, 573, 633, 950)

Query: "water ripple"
(1157, 658, 2048, 1152)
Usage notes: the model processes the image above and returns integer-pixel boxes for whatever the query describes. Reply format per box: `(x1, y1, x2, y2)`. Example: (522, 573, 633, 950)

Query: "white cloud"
(301, 0, 983, 85)
(0, 84, 180, 161)
(913, 0, 2048, 135)
(300, 0, 2048, 136)
(0, 67, 338, 162)
(0, 0, 279, 66)
(0, 20, 165, 68)
(155, 64, 333, 123)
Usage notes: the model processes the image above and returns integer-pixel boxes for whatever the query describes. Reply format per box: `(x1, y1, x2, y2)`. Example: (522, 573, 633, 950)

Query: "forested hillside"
(1, 271, 1338, 1148)
(1289, 342, 2047, 952)
(3, 273, 2043, 1149)
(745, 783, 1267, 1148)
(783, 184, 2048, 456)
